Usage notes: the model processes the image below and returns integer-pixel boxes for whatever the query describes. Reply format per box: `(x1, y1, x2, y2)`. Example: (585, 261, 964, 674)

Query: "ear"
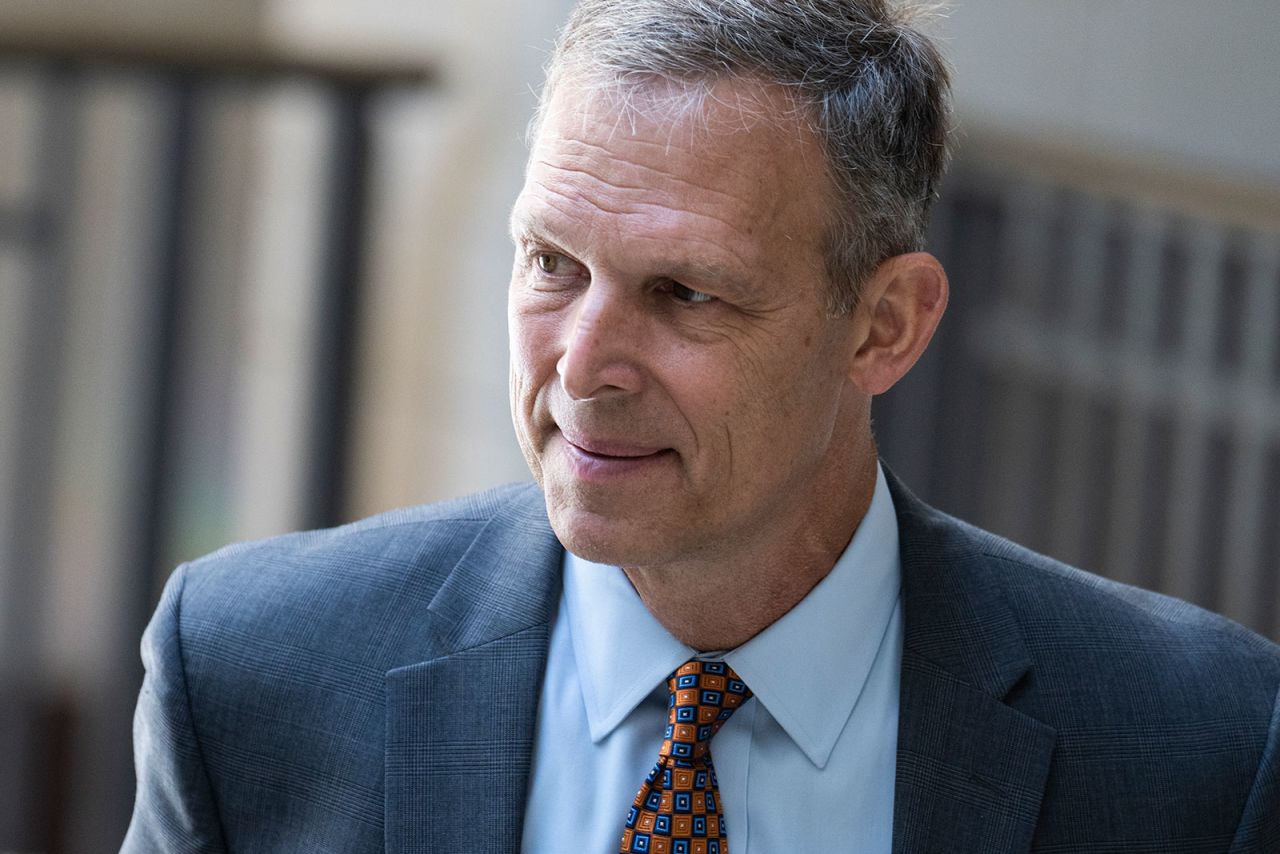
(847, 252, 948, 395)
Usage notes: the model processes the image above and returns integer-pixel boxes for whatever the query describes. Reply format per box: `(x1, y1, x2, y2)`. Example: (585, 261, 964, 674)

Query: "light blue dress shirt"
(521, 464, 903, 853)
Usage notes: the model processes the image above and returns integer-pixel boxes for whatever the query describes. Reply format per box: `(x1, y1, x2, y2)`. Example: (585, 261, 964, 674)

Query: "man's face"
(508, 78, 865, 569)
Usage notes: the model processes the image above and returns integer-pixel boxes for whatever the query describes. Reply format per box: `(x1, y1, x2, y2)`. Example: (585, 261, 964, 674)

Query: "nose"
(557, 282, 644, 400)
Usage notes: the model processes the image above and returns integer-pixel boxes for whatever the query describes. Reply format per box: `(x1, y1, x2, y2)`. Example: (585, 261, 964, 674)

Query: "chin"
(546, 498, 660, 568)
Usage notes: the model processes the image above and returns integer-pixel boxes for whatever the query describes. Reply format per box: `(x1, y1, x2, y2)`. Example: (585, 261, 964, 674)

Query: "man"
(125, 1, 1279, 852)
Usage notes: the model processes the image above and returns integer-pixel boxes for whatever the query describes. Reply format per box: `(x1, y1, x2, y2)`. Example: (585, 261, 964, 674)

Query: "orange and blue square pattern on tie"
(620, 660, 752, 854)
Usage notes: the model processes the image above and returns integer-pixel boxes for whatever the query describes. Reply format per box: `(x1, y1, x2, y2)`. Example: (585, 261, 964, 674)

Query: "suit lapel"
(385, 485, 564, 854)
(888, 474, 1056, 854)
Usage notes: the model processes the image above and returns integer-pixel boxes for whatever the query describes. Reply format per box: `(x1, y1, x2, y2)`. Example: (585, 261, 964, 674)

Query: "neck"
(622, 449, 879, 651)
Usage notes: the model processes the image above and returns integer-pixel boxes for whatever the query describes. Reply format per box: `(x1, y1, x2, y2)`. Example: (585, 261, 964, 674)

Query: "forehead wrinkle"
(540, 77, 830, 203)
(525, 166, 789, 272)
(556, 86, 716, 155)
(548, 174, 760, 254)
(533, 139, 766, 217)
(561, 73, 814, 152)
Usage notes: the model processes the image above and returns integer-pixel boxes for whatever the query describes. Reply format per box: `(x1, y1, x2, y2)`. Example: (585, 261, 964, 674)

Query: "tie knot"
(659, 660, 752, 762)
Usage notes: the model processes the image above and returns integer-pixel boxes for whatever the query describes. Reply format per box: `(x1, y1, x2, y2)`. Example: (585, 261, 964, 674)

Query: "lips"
(556, 432, 674, 483)
(559, 428, 667, 459)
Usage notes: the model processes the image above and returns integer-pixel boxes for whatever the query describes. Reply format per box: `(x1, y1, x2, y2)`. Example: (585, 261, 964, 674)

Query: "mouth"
(561, 431, 667, 459)
(555, 428, 674, 479)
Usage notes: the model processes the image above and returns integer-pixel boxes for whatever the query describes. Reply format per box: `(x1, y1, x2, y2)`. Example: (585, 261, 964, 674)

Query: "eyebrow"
(508, 207, 560, 247)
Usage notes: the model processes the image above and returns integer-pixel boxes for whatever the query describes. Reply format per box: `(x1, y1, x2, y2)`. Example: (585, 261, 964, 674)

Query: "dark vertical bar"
(303, 84, 373, 529)
(134, 75, 198, 628)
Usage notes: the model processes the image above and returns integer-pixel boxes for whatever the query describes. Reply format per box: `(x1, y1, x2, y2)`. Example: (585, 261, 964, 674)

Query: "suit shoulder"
(981, 527, 1279, 673)
(905, 491, 1277, 654)
(166, 482, 546, 649)
(949, 519, 1280, 738)
(897, 488, 1280, 698)
(186, 481, 539, 577)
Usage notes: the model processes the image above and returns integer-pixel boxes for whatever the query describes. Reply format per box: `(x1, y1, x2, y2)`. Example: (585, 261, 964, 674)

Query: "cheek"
(720, 326, 846, 440)
(508, 306, 566, 412)
(713, 330, 799, 412)
(510, 296, 556, 365)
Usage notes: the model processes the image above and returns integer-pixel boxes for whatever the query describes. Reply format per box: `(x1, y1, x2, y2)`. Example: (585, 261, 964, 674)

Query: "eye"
(670, 281, 716, 304)
(536, 252, 561, 274)
(528, 251, 585, 284)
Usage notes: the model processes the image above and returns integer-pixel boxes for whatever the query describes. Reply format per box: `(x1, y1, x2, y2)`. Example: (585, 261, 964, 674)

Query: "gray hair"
(533, 0, 952, 314)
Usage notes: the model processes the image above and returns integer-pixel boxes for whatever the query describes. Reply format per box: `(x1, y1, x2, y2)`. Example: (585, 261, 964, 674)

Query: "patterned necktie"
(620, 659, 753, 854)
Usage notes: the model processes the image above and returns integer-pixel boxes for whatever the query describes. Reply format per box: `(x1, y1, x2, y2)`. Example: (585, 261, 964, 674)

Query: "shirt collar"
(563, 463, 902, 767)
(563, 548, 692, 743)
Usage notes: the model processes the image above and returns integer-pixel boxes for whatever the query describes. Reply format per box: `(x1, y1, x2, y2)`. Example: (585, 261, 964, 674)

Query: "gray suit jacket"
(124, 475, 1280, 853)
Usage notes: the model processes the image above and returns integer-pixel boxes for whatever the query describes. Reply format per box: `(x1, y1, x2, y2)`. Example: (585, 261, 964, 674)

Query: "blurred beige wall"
(0, 0, 264, 47)
(946, 0, 1280, 183)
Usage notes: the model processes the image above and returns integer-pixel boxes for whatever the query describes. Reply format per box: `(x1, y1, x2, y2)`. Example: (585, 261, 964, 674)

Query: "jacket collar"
(384, 483, 564, 854)
(888, 471, 1056, 854)
(423, 482, 563, 651)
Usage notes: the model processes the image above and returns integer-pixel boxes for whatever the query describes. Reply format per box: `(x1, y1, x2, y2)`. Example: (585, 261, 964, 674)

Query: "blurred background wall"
(0, 1, 1276, 851)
